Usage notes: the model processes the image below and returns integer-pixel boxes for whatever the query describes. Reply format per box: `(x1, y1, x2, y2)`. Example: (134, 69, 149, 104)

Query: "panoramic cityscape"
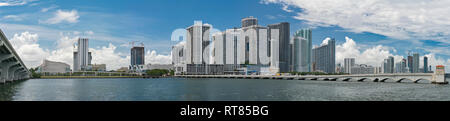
(0, 0, 450, 102)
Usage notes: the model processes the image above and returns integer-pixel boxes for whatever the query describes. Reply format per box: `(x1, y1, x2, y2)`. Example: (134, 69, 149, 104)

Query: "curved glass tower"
(293, 29, 312, 72)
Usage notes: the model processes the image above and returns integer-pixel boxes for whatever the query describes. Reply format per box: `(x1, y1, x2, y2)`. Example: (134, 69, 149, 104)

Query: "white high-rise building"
(185, 21, 211, 65)
(270, 29, 280, 73)
(344, 58, 355, 74)
(78, 38, 89, 70)
(73, 38, 91, 72)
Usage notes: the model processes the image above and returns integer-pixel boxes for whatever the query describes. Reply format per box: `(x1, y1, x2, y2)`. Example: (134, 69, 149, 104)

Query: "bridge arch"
(373, 78, 379, 82)
(380, 78, 394, 82)
(397, 78, 414, 83)
(414, 78, 431, 83)
(357, 78, 369, 82)
(341, 78, 351, 81)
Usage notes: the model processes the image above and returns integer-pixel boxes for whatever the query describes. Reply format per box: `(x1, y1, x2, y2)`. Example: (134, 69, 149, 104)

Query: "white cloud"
(9, 31, 49, 68)
(0, 0, 35, 6)
(41, 9, 80, 24)
(335, 36, 403, 67)
(145, 50, 172, 65)
(90, 43, 130, 71)
(2, 15, 22, 21)
(41, 5, 58, 12)
(262, 0, 450, 43)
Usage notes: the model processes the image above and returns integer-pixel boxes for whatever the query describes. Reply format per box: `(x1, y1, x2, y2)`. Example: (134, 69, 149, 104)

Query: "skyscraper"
(401, 59, 407, 73)
(344, 58, 355, 74)
(293, 29, 312, 72)
(382, 59, 388, 73)
(73, 38, 90, 71)
(131, 47, 145, 65)
(268, 22, 290, 73)
(312, 38, 335, 73)
(424, 56, 428, 73)
(186, 21, 211, 65)
(73, 51, 78, 71)
(408, 55, 413, 73)
(240, 17, 269, 65)
(413, 53, 419, 73)
(388, 56, 394, 73)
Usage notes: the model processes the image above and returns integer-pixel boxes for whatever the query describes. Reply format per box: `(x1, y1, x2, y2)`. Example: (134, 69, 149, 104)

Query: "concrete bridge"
(176, 73, 448, 84)
(0, 29, 31, 84)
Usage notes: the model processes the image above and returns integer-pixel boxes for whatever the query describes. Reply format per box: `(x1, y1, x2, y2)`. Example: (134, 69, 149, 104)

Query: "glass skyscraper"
(293, 29, 312, 72)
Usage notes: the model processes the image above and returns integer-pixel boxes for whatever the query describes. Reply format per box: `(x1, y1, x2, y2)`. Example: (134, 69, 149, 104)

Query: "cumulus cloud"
(145, 50, 172, 65)
(9, 32, 49, 68)
(0, 0, 35, 6)
(262, 0, 450, 43)
(335, 36, 404, 67)
(90, 43, 130, 71)
(41, 9, 79, 24)
(46, 35, 78, 68)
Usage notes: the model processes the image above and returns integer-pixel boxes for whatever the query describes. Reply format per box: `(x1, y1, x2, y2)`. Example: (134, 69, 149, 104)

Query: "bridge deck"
(175, 73, 447, 84)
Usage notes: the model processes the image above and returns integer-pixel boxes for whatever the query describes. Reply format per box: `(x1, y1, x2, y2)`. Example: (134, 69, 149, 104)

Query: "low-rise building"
(351, 64, 376, 74)
(91, 64, 106, 72)
(38, 60, 71, 73)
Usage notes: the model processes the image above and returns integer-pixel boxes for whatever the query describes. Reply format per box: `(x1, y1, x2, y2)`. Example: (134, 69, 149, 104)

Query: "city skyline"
(0, 0, 448, 72)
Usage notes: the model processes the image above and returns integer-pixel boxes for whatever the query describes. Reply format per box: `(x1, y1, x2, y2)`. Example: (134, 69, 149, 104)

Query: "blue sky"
(1, 0, 449, 71)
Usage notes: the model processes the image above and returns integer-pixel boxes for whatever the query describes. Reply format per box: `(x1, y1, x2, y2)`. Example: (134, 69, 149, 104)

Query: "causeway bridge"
(0, 29, 31, 84)
(176, 73, 448, 84)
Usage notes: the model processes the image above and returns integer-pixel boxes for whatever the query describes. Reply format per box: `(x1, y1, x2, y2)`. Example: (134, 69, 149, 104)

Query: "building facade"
(73, 38, 92, 72)
(241, 16, 258, 28)
(344, 58, 355, 74)
(130, 46, 145, 72)
(407, 55, 413, 73)
(292, 29, 312, 72)
(424, 56, 428, 73)
(413, 53, 419, 73)
(350, 64, 375, 74)
(312, 38, 335, 73)
(268, 22, 290, 73)
(38, 60, 71, 73)
(78, 38, 89, 71)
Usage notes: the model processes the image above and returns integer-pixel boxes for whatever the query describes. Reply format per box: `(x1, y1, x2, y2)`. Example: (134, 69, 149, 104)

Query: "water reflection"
(0, 81, 26, 101)
(1, 78, 449, 101)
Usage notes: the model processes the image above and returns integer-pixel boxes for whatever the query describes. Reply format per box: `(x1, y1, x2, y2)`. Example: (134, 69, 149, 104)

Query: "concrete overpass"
(176, 73, 448, 84)
(0, 29, 31, 84)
